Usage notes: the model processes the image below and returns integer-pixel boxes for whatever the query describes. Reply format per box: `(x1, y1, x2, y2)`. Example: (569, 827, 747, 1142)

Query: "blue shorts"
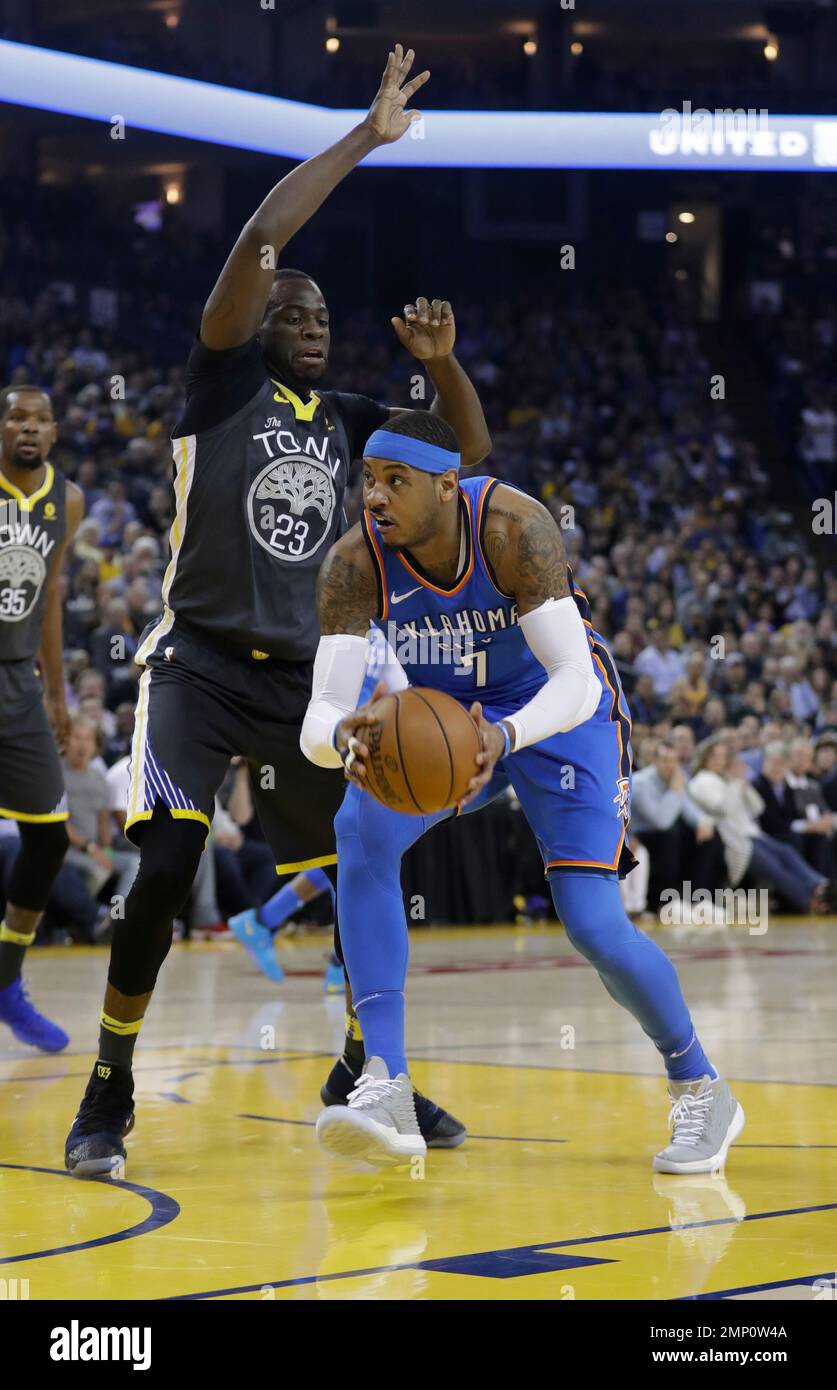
(352, 654, 636, 879)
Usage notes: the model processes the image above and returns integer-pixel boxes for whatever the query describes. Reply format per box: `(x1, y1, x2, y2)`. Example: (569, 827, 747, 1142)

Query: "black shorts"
(0, 661, 67, 823)
(126, 621, 344, 875)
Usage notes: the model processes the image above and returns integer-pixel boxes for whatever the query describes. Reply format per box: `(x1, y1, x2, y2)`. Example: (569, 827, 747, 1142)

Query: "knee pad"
(7, 820, 70, 912)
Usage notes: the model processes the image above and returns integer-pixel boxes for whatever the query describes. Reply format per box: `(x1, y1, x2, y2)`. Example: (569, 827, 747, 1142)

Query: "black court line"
(4, 1047, 836, 1090)
(0, 1162, 180, 1265)
(239, 1112, 567, 1142)
(0, 1052, 326, 1085)
(167, 1198, 837, 1300)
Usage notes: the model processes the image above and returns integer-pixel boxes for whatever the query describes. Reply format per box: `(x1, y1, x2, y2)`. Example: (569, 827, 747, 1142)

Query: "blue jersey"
(362, 475, 603, 713)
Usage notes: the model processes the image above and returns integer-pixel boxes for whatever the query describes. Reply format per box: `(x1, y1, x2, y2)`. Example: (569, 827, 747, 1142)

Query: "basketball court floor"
(2, 920, 835, 1302)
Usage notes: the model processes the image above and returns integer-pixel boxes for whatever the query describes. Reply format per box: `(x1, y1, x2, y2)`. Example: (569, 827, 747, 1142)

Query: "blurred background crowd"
(1, 259, 835, 936)
(1, 0, 836, 937)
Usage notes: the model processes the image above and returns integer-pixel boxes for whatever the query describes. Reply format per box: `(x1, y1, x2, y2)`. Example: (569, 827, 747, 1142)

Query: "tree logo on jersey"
(613, 776, 631, 824)
(247, 454, 336, 564)
(0, 546, 46, 622)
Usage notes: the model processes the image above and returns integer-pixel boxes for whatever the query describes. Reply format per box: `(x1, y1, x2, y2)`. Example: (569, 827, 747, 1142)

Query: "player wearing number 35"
(301, 408, 746, 1173)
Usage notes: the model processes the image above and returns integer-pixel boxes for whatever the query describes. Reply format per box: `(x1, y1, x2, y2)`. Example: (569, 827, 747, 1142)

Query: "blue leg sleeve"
(334, 785, 429, 1077)
(334, 768, 512, 1077)
(306, 865, 336, 907)
(550, 871, 715, 1082)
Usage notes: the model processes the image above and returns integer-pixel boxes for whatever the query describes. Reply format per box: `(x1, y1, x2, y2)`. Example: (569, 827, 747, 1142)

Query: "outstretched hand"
(392, 297, 455, 361)
(363, 44, 430, 146)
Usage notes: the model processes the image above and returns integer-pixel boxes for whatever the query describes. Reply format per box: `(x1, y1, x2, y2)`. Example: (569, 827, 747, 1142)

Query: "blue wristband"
(499, 722, 511, 759)
(329, 722, 340, 752)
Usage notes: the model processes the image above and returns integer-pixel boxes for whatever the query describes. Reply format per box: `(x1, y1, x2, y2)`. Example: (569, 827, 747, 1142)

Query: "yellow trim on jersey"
(161, 436, 192, 605)
(128, 669, 151, 824)
(124, 807, 212, 835)
(135, 606, 174, 668)
(101, 1011, 144, 1037)
(269, 380, 321, 422)
(0, 462, 55, 511)
(0, 805, 68, 823)
(275, 852, 337, 875)
(135, 434, 196, 668)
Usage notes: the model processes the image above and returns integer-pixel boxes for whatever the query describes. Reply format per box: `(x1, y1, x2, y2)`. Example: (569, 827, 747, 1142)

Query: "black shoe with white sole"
(65, 1061, 135, 1177)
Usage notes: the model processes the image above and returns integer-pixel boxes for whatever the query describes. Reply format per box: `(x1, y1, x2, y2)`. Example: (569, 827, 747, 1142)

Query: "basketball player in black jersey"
(0, 386, 83, 1050)
(65, 46, 491, 1174)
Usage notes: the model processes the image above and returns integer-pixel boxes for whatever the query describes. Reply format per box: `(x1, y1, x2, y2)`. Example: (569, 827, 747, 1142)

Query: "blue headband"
(364, 428, 461, 475)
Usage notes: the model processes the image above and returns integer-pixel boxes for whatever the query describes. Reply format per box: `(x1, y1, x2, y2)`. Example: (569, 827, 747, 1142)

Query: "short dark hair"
(0, 383, 51, 417)
(381, 409, 459, 453)
(263, 268, 319, 316)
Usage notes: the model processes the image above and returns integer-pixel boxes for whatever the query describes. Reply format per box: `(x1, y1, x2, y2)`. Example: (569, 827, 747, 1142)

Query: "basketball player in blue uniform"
(300, 409, 746, 1174)
(0, 386, 83, 1051)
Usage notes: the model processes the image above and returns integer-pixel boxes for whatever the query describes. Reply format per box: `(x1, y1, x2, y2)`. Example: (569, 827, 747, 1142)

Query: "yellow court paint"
(1, 924, 835, 1301)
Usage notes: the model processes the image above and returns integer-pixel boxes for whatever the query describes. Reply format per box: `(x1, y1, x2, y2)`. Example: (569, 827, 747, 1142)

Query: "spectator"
(631, 741, 724, 911)
(629, 673, 666, 725)
(785, 737, 836, 875)
(669, 651, 709, 724)
(634, 624, 686, 698)
(62, 716, 138, 904)
(688, 739, 834, 914)
(211, 762, 278, 923)
(753, 742, 797, 841)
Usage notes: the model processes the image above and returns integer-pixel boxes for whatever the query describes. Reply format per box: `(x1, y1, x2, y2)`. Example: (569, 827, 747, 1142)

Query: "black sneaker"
(320, 1056, 466, 1149)
(65, 1061, 135, 1177)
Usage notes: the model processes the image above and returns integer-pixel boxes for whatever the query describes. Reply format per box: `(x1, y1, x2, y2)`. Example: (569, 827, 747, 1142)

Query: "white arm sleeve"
(300, 634, 371, 768)
(504, 596, 602, 752)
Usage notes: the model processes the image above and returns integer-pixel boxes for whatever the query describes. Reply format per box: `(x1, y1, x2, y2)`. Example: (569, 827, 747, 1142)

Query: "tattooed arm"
(316, 527, 378, 636)
(483, 485, 571, 615)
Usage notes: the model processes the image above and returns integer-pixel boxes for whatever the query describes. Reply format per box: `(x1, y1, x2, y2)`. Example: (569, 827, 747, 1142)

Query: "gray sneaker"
(316, 1056, 427, 1166)
(653, 1074, 745, 1174)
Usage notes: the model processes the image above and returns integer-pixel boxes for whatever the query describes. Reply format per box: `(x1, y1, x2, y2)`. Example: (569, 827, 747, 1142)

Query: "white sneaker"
(653, 1074, 745, 1174)
(316, 1056, 427, 1166)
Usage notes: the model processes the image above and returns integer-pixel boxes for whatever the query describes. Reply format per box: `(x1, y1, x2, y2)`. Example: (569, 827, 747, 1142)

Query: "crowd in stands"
(1, 204, 836, 933)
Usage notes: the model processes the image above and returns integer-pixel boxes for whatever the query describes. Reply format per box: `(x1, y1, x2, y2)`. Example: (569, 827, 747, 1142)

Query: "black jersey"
(138, 336, 388, 667)
(0, 463, 66, 663)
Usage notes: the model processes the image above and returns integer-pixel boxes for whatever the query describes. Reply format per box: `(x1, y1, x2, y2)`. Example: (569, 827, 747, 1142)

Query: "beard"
(12, 448, 44, 471)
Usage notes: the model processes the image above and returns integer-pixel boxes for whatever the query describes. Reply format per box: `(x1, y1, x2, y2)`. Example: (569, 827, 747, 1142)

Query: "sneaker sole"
(652, 1101, 746, 1174)
(319, 1085, 467, 1149)
(66, 1154, 126, 1179)
(316, 1107, 426, 1166)
(425, 1126, 467, 1150)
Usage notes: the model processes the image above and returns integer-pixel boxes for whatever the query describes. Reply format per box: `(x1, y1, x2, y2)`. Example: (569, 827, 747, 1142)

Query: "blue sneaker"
(0, 978, 69, 1052)
(323, 955, 345, 994)
(228, 909, 285, 983)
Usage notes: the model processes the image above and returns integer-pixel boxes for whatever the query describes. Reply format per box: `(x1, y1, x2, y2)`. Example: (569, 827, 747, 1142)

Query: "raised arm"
(391, 298, 491, 466)
(200, 46, 429, 351)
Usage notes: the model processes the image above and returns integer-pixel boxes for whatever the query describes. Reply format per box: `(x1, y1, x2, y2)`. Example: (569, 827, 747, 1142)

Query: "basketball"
(361, 687, 481, 814)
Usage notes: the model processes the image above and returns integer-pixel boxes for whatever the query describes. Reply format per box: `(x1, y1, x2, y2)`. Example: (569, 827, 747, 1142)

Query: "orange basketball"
(361, 687, 482, 815)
